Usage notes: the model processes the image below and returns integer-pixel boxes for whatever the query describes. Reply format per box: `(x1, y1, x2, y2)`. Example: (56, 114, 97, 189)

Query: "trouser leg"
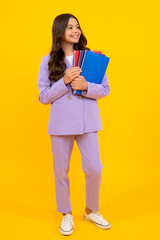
(75, 132, 103, 211)
(50, 135, 74, 213)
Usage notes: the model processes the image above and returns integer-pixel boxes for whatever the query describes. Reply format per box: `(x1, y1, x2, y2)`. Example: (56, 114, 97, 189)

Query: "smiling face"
(62, 17, 81, 44)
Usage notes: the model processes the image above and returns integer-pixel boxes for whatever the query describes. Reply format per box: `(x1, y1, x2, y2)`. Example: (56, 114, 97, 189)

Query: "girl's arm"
(38, 57, 70, 105)
(81, 73, 110, 99)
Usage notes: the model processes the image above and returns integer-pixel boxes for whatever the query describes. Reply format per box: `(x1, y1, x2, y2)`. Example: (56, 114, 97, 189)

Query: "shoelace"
(63, 214, 75, 229)
(93, 211, 103, 218)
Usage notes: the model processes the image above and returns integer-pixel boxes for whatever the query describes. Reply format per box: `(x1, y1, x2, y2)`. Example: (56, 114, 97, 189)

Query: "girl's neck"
(61, 42, 74, 57)
(65, 51, 74, 57)
(65, 54, 73, 57)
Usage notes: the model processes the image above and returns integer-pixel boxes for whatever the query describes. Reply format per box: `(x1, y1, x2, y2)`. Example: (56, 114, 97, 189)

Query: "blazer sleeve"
(38, 57, 70, 105)
(81, 73, 110, 99)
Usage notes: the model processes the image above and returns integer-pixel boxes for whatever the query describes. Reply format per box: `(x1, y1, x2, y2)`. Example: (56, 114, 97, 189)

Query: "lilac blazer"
(38, 53, 110, 135)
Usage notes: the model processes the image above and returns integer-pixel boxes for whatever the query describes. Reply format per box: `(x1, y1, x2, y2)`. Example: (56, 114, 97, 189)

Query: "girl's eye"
(68, 26, 80, 29)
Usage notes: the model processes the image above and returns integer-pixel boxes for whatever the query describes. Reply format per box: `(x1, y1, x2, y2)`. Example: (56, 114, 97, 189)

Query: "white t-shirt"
(66, 55, 73, 65)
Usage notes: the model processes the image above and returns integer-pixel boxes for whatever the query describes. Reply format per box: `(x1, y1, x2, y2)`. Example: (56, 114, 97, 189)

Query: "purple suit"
(38, 53, 111, 214)
(38, 53, 110, 135)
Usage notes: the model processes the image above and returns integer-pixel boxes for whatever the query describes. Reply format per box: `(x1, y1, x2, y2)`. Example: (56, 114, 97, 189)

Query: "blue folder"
(72, 50, 110, 95)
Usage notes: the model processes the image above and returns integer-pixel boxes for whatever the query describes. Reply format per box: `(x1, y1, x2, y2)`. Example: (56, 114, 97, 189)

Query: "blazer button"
(78, 95, 82, 99)
(67, 96, 72, 100)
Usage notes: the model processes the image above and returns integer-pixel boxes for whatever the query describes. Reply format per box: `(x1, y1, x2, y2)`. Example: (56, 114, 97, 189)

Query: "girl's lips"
(71, 35, 79, 38)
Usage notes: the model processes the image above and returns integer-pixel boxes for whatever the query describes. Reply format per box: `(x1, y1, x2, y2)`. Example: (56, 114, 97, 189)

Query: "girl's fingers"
(69, 67, 81, 73)
(71, 72, 81, 78)
(71, 70, 81, 75)
(73, 67, 81, 70)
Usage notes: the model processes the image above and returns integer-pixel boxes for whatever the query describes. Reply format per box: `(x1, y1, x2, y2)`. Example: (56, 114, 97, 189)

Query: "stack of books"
(72, 50, 110, 95)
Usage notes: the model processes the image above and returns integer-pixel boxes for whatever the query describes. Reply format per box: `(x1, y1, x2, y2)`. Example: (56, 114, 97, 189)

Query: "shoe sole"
(59, 226, 73, 235)
(84, 215, 111, 229)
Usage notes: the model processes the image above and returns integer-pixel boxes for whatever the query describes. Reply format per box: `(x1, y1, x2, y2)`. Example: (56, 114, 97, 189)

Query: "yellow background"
(1, 0, 160, 239)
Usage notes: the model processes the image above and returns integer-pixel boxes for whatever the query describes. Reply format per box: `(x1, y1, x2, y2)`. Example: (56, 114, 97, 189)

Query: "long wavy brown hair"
(48, 13, 90, 87)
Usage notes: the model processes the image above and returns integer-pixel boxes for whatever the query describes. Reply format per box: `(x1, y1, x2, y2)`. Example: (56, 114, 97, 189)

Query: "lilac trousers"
(50, 131, 103, 213)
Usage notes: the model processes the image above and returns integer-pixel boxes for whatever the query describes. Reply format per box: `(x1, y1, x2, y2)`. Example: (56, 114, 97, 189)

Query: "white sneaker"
(59, 213, 75, 235)
(84, 210, 111, 229)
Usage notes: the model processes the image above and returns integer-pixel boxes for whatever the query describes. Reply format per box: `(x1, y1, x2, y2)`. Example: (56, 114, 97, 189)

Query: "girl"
(38, 13, 111, 236)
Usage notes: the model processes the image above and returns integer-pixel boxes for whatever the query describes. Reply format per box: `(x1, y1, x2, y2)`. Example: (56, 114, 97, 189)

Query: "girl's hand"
(70, 75, 88, 91)
(63, 67, 82, 85)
